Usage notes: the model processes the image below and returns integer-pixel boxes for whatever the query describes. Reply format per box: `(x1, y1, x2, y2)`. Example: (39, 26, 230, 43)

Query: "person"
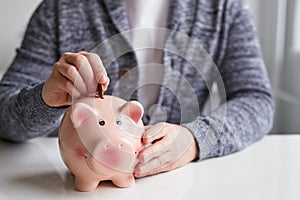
(0, 0, 274, 178)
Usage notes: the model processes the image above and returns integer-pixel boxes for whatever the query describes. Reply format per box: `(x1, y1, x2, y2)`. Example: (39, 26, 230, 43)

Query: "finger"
(99, 73, 110, 92)
(135, 157, 161, 177)
(54, 61, 88, 95)
(141, 122, 166, 144)
(134, 151, 173, 178)
(139, 125, 154, 145)
(138, 135, 173, 164)
(144, 125, 154, 131)
(64, 53, 96, 94)
(79, 52, 109, 90)
(56, 75, 81, 99)
(104, 76, 110, 91)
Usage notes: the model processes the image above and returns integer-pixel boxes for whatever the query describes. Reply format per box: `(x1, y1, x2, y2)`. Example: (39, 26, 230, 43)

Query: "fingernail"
(134, 172, 142, 178)
(138, 153, 148, 163)
(98, 72, 106, 83)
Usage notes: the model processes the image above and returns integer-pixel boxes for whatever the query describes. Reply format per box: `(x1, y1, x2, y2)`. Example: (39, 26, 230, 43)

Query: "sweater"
(0, 0, 275, 160)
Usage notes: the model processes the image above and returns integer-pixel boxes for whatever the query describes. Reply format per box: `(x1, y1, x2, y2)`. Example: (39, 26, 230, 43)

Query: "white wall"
(248, 0, 300, 133)
(0, 0, 42, 78)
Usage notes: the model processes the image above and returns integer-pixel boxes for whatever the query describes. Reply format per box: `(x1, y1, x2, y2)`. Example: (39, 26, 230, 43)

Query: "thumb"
(142, 123, 166, 144)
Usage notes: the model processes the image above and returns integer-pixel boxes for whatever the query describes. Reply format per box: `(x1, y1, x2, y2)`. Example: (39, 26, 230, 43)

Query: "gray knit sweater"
(0, 0, 274, 160)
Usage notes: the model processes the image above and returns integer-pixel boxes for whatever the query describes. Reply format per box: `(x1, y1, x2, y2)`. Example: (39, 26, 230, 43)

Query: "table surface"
(0, 135, 299, 200)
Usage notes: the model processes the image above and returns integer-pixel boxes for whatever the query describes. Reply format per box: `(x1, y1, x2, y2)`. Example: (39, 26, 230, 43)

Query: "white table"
(0, 135, 299, 200)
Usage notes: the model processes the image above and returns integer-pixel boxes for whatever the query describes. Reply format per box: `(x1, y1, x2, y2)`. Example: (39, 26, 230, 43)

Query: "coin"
(96, 84, 104, 99)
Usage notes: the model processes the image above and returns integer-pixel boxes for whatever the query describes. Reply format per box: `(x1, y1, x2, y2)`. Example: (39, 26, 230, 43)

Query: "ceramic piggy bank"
(59, 95, 145, 191)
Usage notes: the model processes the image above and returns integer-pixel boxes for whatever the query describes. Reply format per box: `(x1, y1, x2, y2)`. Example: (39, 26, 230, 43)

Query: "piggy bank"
(59, 95, 145, 191)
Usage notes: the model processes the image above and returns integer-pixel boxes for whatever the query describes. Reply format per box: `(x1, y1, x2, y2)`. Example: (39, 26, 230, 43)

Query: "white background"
(0, 0, 42, 75)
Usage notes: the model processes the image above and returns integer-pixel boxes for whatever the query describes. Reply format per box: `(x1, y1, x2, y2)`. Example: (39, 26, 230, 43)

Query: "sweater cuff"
(182, 118, 217, 161)
(17, 83, 66, 133)
(30, 83, 66, 120)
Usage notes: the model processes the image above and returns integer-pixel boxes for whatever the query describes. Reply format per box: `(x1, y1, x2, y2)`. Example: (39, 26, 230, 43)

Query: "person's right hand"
(42, 51, 110, 107)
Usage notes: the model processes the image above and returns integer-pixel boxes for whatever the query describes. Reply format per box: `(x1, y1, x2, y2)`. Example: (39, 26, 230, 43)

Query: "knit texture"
(0, 0, 274, 160)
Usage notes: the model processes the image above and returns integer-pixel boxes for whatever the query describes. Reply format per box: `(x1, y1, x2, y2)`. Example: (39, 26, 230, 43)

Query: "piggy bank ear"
(71, 103, 96, 128)
(120, 101, 144, 123)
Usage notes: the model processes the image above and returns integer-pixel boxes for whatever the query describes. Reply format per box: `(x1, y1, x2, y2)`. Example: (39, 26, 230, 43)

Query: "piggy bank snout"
(97, 138, 137, 155)
(87, 138, 137, 173)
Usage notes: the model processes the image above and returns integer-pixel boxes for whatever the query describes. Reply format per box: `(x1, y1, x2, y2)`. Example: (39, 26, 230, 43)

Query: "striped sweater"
(0, 0, 274, 160)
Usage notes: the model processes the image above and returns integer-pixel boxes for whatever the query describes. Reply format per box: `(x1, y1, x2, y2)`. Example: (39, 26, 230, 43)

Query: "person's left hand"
(134, 122, 199, 178)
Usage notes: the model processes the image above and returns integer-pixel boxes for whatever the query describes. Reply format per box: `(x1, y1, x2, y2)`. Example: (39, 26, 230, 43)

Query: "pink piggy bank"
(59, 95, 145, 191)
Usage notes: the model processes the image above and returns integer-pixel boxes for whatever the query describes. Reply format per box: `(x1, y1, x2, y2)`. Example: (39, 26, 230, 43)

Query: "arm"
(0, 0, 64, 142)
(183, 2, 275, 160)
(0, 1, 110, 142)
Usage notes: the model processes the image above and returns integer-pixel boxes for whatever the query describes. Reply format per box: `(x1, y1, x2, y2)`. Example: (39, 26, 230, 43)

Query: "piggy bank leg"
(111, 174, 135, 188)
(74, 177, 100, 192)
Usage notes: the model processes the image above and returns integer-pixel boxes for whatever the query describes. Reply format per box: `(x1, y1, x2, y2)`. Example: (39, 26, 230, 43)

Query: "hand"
(134, 122, 199, 178)
(42, 51, 109, 107)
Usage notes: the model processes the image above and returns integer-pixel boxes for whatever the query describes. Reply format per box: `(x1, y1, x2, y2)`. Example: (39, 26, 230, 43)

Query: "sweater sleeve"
(0, 0, 66, 142)
(183, 2, 275, 160)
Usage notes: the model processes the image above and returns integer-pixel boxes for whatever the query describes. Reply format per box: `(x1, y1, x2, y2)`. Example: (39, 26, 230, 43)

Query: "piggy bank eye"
(116, 119, 122, 126)
(99, 120, 105, 126)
